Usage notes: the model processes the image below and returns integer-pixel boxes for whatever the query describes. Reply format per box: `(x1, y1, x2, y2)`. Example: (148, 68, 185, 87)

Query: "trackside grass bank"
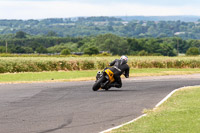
(110, 86, 200, 133)
(1, 68, 200, 83)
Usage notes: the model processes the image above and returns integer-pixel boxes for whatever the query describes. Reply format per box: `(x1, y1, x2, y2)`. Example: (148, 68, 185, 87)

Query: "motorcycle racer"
(106, 55, 130, 88)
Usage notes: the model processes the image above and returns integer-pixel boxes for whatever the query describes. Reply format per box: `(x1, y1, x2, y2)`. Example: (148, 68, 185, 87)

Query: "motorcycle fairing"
(105, 69, 115, 83)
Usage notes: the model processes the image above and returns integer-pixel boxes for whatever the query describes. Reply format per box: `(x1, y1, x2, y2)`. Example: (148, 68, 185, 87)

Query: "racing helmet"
(120, 55, 128, 63)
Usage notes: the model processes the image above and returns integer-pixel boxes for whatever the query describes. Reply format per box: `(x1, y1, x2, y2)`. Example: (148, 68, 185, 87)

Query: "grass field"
(1, 56, 200, 73)
(1, 68, 200, 83)
(1, 55, 200, 83)
(110, 86, 200, 133)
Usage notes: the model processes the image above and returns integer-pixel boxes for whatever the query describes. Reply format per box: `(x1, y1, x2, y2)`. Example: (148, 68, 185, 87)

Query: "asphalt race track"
(1, 74, 200, 133)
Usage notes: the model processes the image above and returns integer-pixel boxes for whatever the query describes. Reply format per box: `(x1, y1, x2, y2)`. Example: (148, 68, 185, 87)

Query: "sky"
(0, 0, 200, 19)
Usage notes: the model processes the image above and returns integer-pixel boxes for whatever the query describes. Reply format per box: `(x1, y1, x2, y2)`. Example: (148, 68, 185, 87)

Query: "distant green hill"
(1, 16, 200, 39)
(118, 16, 200, 22)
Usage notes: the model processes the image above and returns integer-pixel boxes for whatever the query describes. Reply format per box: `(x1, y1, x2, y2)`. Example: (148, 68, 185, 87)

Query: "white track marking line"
(100, 85, 200, 133)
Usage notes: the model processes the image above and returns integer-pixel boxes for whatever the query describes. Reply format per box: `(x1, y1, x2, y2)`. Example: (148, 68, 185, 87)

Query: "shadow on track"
(97, 89, 137, 92)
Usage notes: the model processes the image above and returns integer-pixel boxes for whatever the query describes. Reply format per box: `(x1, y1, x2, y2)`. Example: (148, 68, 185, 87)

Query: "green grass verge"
(1, 68, 200, 83)
(110, 86, 200, 133)
(0, 70, 98, 83)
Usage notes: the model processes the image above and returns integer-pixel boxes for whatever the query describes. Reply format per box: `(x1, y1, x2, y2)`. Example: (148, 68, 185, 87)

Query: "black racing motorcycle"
(92, 68, 115, 91)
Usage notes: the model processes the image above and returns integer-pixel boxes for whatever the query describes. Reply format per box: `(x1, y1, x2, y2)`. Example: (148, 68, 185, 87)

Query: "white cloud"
(0, 1, 200, 19)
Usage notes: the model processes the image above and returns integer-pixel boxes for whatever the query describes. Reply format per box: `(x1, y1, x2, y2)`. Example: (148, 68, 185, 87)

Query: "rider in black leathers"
(107, 55, 130, 88)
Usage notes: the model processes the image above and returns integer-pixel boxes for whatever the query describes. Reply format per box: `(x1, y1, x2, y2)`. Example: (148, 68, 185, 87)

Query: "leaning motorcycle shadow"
(97, 89, 137, 92)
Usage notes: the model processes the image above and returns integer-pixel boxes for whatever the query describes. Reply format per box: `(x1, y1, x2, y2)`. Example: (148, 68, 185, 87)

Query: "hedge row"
(0, 59, 109, 73)
(1, 57, 200, 73)
(129, 60, 200, 68)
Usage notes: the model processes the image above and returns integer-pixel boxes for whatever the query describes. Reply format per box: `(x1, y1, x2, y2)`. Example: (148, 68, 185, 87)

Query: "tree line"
(0, 32, 200, 56)
(1, 17, 200, 39)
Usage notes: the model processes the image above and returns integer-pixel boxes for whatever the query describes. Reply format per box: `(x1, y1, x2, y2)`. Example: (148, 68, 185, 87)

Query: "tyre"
(92, 77, 104, 91)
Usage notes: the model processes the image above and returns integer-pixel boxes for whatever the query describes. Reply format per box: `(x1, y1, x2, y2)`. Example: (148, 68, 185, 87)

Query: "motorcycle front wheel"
(92, 77, 105, 91)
